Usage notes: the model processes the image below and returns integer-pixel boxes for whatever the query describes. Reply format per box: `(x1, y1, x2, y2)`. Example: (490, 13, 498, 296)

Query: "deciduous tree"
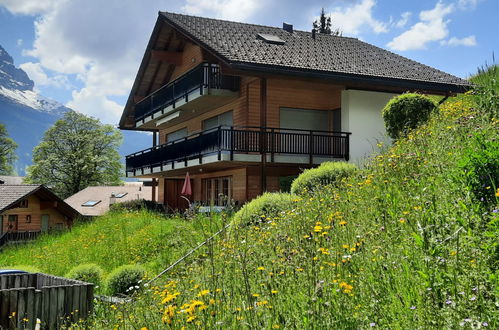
(26, 111, 123, 198)
(0, 123, 17, 175)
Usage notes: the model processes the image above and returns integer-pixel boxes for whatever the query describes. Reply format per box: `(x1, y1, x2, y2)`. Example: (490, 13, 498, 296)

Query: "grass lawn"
(0, 210, 224, 279)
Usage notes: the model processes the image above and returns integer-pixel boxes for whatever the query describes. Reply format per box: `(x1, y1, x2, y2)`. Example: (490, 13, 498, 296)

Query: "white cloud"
(0, 0, 61, 15)
(7, 0, 165, 124)
(387, 1, 454, 51)
(326, 0, 388, 36)
(182, 0, 262, 21)
(19, 62, 72, 90)
(440, 35, 477, 46)
(395, 11, 411, 28)
(67, 87, 123, 125)
(458, 0, 479, 9)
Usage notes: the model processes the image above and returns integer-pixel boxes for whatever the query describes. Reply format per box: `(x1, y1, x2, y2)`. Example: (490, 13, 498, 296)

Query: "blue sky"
(0, 0, 496, 125)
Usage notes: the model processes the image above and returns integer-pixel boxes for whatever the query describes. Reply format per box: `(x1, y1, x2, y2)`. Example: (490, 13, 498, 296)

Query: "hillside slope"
(0, 210, 223, 278)
(89, 69, 497, 328)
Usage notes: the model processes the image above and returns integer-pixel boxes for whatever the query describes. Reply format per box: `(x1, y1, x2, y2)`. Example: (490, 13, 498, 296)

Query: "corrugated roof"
(161, 12, 470, 89)
(0, 185, 41, 212)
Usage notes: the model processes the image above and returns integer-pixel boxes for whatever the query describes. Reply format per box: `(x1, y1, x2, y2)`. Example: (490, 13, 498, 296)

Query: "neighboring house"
(0, 185, 79, 234)
(0, 176, 24, 185)
(119, 12, 470, 210)
(64, 183, 154, 217)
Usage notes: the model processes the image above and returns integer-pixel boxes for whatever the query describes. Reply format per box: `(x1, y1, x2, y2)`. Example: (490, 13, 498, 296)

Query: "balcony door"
(279, 108, 330, 154)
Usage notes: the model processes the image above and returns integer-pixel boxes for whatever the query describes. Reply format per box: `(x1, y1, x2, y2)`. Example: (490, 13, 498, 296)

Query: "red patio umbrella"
(181, 172, 192, 196)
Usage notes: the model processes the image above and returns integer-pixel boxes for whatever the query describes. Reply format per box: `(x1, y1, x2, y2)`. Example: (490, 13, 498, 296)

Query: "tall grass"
(86, 69, 497, 328)
(0, 210, 223, 277)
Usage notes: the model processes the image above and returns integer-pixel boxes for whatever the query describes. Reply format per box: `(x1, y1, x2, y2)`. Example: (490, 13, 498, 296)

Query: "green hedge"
(382, 93, 436, 139)
(290, 162, 358, 194)
(231, 193, 297, 230)
(65, 263, 104, 286)
(106, 264, 146, 296)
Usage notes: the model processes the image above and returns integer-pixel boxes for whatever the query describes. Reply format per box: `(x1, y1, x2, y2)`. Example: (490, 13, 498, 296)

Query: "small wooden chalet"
(0, 185, 79, 235)
(119, 12, 470, 210)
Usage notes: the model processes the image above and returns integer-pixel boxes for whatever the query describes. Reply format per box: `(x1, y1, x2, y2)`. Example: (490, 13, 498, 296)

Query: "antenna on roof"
(312, 29, 316, 40)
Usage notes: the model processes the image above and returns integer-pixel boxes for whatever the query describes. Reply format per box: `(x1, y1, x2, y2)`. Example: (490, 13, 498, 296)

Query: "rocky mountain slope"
(0, 45, 149, 175)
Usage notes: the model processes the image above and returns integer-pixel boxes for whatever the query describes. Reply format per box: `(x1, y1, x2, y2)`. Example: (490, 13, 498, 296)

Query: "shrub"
(65, 263, 104, 286)
(231, 193, 297, 229)
(459, 132, 499, 208)
(110, 199, 165, 213)
(382, 93, 436, 139)
(290, 162, 358, 194)
(106, 265, 146, 296)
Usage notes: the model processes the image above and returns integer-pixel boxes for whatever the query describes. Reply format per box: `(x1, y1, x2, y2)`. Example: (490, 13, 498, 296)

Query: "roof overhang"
(119, 12, 471, 130)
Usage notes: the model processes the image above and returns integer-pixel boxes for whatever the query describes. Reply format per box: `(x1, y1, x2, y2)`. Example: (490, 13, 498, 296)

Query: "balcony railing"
(134, 63, 240, 122)
(126, 126, 351, 176)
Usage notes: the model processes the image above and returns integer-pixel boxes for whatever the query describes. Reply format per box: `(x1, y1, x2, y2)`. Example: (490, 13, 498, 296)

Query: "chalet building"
(119, 12, 470, 210)
(65, 183, 154, 217)
(0, 185, 79, 234)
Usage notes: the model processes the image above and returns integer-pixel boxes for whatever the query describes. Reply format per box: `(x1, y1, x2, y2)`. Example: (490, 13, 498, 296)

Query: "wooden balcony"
(133, 63, 240, 129)
(126, 126, 351, 177)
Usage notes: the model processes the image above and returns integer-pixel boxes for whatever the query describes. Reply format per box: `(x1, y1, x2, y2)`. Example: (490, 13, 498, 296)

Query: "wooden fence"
(0, 273, 93, 329)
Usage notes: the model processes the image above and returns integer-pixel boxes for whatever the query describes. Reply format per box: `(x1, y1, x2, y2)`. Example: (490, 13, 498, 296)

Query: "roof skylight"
(114, 193, 128, 198)
(82, 200, 101, 207)
(257, 33, 285, 45)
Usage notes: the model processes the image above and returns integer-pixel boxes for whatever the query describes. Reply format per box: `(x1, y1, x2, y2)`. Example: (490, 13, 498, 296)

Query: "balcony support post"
(152, 131, 158, 202)
(260, 78, 267, 194)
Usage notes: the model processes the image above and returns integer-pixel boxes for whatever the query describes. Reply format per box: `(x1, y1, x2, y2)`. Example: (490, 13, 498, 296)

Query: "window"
(202, 111, 233, 130)
(82, 200, 101, 207)
(280, 108, 329, 132)
(167, 128, 188, 143)
(113, 193, 128, 198)
(202, 176, 232, 206)
(26, 215, 31, 223)
(8, 215, 17, 222)
(18, 199, 28, 208)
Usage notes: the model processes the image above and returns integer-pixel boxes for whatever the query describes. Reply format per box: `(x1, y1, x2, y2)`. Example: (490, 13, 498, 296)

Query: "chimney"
(312, 29, 316, 40)
(283, 22, 293, 33)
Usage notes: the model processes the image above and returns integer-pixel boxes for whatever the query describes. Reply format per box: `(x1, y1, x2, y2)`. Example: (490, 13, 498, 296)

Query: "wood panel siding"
(0, 195, 69, 233)
(158, 76, 255, 143)
(169, 42, 205, 82)
(266, 77, 342, 128)
(151, 74, 344, 204)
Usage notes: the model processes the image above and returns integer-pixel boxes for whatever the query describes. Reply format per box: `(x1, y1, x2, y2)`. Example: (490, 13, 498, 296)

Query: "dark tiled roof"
(0, 185, 41, 212)
(161, 12, 470, 89)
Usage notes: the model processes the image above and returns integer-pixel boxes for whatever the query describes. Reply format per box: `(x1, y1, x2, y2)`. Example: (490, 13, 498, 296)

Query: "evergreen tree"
(313, 8, 342, 36)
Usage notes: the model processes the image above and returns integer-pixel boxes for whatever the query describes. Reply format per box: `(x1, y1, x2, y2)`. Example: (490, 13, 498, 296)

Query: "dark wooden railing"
(134, 63, 240, 122)
(0, 231, 41, 248)
(126, 126, 351, 175)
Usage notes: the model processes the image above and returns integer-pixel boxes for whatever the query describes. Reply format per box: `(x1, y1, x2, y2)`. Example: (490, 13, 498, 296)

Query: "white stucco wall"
(341, 90, 398, 164)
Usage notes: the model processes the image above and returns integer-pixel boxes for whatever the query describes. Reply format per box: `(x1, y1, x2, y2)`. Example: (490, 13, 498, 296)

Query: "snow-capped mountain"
(0, 45, 70, 116)
(0, 45, 150, 176)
